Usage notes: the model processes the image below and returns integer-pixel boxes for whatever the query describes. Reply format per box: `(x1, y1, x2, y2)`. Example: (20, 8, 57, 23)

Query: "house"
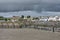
(39, 18, 48, 21)
(24, 16, 33, 21)
(48, 16, 59, 21)
(11, 16, 20, 22)
(58, 18, 60, 21)
(24, 16, 27, 19)
(57, 16, 60, 21)
(39, 16, 48, 21)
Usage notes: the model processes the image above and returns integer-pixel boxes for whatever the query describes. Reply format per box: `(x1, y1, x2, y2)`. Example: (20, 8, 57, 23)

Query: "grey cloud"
(41, 0, 60, 4)
(0, 0, 60, 12)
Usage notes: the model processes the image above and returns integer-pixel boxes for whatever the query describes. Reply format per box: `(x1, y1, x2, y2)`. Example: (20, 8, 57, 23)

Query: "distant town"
(1, 15, 60, 22)
(0, 15, 60, 29)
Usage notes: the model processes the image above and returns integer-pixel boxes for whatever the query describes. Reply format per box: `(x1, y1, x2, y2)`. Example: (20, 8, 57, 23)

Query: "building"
(11, 16, 20, 22)
(48, 16, 60, 21)
(39, 18, 48, 21)
(39, 16, 48, 21)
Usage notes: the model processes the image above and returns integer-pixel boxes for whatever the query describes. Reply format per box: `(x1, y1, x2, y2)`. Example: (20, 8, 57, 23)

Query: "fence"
(0, 22, 60, 32)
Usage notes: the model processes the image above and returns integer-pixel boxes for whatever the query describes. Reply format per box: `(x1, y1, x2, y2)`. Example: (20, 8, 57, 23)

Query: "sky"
(0, 0, 60, 16)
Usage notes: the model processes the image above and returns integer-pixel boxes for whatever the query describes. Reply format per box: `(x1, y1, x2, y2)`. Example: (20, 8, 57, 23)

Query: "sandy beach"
(0, 28, 60, 40)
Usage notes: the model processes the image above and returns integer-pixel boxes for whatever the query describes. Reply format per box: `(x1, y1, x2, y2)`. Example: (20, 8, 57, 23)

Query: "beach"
(0, 28, 60, 40)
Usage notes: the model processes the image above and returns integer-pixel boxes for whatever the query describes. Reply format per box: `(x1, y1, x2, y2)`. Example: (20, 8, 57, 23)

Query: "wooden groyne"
(0, 22, 60, 32)
(0, 22, 20, 28)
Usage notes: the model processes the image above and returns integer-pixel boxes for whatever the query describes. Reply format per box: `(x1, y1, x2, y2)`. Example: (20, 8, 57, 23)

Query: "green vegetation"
(0, 16, 5, 20)
(33, 17, 39, 20)
(4, 18, 11, 21)
(0, 16, 4, 18)
(0, 18, 5, 20)
(5, 18, 8, 21)
(21, 15, 24, 18)
(39, 24, 48, 27)
(27, 16, 31, 18)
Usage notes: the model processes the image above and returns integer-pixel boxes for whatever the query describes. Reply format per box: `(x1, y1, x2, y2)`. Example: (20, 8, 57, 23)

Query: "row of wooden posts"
(0, 22, 58, 32)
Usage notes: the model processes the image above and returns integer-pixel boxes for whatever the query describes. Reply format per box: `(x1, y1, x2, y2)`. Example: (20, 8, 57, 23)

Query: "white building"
(58, 17, 60, 21)
(48, 16, 60, 21)
(39, 16, 48, 21)
(39, 18, 48, 21)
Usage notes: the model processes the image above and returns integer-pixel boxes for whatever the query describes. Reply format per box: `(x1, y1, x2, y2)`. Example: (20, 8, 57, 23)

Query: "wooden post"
(52, 22, 55, 32)
(52, 27, 55, 32)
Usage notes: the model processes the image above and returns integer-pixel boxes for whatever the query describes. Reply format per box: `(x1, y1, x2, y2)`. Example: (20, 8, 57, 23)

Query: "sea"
(0, 11, 60, 17)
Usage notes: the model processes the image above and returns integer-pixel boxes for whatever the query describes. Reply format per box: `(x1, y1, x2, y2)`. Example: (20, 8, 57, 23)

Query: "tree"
(5, 18, 8, 21)
(27, 16, 31, 18)
(33, 17, 39, 20)
(21, 15, 24, 18)
(0, 16, 4, 20)
(0, 16, 4, 18)
(8, 18, 11, 20)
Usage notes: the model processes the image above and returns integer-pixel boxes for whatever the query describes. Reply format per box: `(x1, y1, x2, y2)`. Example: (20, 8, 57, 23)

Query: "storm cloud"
(0, 0, 60, 12)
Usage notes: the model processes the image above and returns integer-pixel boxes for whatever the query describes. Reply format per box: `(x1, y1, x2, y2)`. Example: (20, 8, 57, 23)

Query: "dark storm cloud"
(0, 0, 60, 12)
